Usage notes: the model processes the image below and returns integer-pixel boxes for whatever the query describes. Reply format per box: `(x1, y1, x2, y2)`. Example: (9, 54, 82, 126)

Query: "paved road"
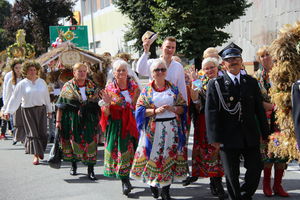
(0, 132, 300, 200)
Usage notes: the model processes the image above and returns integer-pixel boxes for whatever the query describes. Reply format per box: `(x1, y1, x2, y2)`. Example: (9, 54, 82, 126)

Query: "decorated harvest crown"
(6, 29, 35, 59)
(268, 21, 300, 161)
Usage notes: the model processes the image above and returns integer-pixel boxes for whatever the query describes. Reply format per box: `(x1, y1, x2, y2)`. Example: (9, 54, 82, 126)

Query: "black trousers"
(220, 146, 263, 200)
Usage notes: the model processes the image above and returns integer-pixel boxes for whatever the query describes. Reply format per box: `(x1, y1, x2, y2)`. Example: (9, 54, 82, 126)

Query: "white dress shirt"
(137, 52, 187, 101)
(5, 78, 52, 114)
(227, 71, 241, 84)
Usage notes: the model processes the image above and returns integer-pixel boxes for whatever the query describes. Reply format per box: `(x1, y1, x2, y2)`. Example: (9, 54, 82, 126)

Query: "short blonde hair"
(203, 47, 219, 59)
(72, 63, 88, 71)
(256, 46, 270, 62)
(163, 36, 176, 43)
(115, 52, 131, 62)
(21, 60, 41, 77)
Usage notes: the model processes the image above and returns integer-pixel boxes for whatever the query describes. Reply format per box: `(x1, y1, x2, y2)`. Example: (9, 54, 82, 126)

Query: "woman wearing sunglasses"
(131, 59, 188, 200)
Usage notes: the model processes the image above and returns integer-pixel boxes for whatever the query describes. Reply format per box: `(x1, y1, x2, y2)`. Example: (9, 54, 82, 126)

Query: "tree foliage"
(115, 0, 251, 65)
(113, 0, 158, 57)
(0, 0, 12, 51)
(4, 0, 77, 56)
(151, 0, 251, 65)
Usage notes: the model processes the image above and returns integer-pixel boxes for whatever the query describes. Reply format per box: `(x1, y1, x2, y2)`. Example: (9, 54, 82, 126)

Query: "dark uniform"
(292, 80, 300, 146)
(205, 43, 269, 200)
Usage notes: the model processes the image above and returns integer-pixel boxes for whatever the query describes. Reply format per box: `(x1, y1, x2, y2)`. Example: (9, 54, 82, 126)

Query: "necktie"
(234, 77, 240, 94)
(234, 77, 239, 86)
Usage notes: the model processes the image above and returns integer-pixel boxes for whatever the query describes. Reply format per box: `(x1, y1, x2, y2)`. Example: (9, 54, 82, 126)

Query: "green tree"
(0, 0, 12, 51)
(113, 0, 158, 58)
(4, 0, 77, 55)
(151, 0, 251, 67)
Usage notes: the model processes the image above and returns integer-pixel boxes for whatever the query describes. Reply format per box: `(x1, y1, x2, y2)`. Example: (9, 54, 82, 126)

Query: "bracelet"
(56, 121, 61, 123)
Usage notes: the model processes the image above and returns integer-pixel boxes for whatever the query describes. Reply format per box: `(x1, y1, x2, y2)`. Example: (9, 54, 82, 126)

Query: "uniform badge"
(230, 96, 234, 101)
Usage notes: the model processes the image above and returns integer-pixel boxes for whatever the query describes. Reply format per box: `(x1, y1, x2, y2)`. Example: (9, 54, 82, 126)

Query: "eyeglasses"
(153, 68, 167, 72)
(116, 69, 127, 73)
(203, 66, 216, 71)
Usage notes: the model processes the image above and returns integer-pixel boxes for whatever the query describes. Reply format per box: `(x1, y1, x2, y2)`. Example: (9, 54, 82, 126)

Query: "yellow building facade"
(78, 0, 134, 56)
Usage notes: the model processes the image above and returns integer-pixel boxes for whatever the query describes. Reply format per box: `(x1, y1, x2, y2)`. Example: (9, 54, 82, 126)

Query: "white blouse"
(79, 87, 87, 101)
(5, 78, 52, 114)
(137, 52, 187, 101)
(2, 77, 22, 112)
(152, 88, 176, 119)
(120, 90, 132, 104)
(2, 71, 12, 100)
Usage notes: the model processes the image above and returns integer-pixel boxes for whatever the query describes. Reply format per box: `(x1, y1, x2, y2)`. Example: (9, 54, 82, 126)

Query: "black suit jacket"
(292, 81, 300, 146)
(205, 72, 269, 149)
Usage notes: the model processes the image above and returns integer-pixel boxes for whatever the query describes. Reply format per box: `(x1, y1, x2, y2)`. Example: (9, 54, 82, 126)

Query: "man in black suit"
(205, 42, 269, 200)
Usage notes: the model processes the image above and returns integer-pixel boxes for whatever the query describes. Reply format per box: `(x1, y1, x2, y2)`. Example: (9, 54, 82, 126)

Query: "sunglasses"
(153, 68, 167, 72)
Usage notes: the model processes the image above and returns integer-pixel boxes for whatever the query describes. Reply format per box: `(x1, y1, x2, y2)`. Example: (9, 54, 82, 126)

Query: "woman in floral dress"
(56, 63, 100, 180)
(99, 59, 140, 196)
(185, 57, 227, 200)
(130, 59, 188, 200)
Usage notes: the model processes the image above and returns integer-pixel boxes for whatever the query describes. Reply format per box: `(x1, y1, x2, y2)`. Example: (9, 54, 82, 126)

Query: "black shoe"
(210, 177, 218, 196)
(182, 176, 198, 186)
(150, 186, 159, 199)
(241, 194, 252, 200)
(121, 178, 132, 196)
(161, 185, 171, 200)
(49, 136, 54, 143)
(12, 141, 18, 145)
(70, 162, 77, 176)
(87, 165, 97, 180)
(212, 177, 228, 200)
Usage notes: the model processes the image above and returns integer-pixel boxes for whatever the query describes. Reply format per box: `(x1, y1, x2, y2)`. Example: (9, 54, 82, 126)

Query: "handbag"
(48, 128, 63, 169)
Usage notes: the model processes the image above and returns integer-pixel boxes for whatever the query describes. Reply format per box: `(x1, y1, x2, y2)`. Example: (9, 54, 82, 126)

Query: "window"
(90, 42, 94, 49)
(93, 0, 97, 12)
(84, 0, 90, 15)
(97, 0, 101, 10)
(95, 41, 101, 48)
(103, 0, 110, 8)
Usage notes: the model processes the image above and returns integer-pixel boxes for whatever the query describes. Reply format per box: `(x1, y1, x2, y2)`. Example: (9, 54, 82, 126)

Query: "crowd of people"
(0, 35, 298, 200)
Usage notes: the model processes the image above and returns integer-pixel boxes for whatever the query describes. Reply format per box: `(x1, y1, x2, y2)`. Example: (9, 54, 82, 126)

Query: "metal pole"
(90, 0, 96, 53)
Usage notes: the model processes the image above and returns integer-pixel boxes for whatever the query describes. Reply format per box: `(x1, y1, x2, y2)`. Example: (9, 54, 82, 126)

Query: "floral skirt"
(192, 114, 224, 177)
(130, 119, 188, 187)
(104, 119, 137, 179)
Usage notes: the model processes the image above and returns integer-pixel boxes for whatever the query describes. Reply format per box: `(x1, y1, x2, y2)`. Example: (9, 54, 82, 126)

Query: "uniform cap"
(219, 42, 242, 59)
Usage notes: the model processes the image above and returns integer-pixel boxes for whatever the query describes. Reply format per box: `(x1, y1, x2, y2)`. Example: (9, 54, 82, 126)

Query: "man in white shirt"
(137, 36, 187, 101)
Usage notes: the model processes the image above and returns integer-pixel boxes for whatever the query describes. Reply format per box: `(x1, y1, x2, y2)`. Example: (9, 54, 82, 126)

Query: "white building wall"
(222, 0, 300, 62)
